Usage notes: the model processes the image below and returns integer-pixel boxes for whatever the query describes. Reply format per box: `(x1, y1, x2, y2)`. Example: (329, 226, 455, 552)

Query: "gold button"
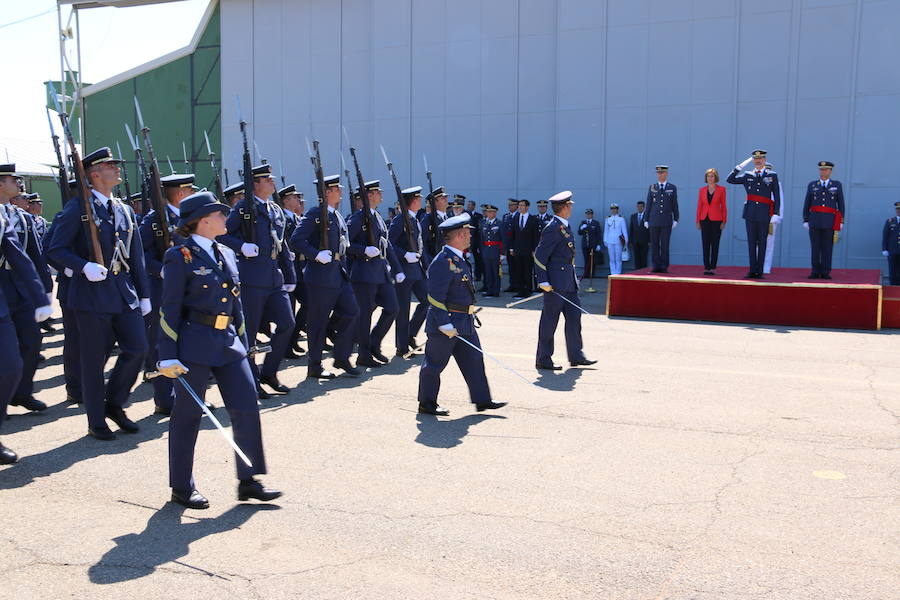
(222, 283, 228, 288)
(202, 284, 208, 289)
(220, 298, 227, 303)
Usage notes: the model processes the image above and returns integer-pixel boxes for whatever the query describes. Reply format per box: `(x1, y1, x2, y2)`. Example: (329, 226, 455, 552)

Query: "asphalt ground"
(1, 285, 898, 599)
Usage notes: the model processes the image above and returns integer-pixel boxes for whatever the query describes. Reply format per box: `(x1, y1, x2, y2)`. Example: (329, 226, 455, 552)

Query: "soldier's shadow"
(415, 413, 505, 449)
(88, 503, 278, 584)
(534, 367, 585, 391)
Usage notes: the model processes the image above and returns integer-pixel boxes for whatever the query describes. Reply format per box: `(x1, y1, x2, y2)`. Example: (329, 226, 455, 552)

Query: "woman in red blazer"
(696, 168, 727, 275)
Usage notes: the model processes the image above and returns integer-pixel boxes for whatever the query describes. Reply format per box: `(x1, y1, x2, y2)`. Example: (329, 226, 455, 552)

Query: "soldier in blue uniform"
(139, 173, 194, 415)
(802, 161, 845, 279)
(479, 204, 503, 297)
(223, 181, 244, 209)
(644, 165, 679, 273)
(289, 175, 360, 379)
(536, 199, 553, 228)
(220, 164, 296, 396)
(420, 186, 449, 266)
(347, 180, 401, 367)
(534, 191, 597, 371)
(464, 198, 484, 284)
(390, 186, 428, 358)
(727, 150, 781, 279)
(46, 148, 152, 440)
(883, 202, 900, 285)
(417, 213, 506, 416)
(156, 191, 281, 509)
(279, 185, 307, 358)
(577, 209, 602, 279)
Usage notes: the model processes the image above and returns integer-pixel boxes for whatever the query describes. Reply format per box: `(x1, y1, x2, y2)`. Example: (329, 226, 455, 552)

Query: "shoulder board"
(180, 246, 193, 263)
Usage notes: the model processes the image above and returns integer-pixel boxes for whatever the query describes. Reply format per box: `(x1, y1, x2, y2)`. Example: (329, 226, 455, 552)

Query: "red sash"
(747, 194, 774, 217)
(484, 241, 502, 247)
(810, 205, 843, 231)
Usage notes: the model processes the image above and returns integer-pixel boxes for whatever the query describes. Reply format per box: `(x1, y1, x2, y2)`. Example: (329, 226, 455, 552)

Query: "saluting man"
(220, 164, 296, 396)
(727, 150, 781, 279)
(645, 165, 679, 273)
(882, 202, 900, 285)
(389, 186, 428, 358)
(802, 161, 845, 279)
(348, 180, 401, 367)
(479, 204, 503, 297)
(534, 192, 597, 371)
(47, 148, 152, 440)
(417, 213, 506, 416)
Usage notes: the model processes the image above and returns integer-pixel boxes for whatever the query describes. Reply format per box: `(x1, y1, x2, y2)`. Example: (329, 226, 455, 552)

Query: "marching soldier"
(220, 165, 296, 396)
(223, 181, 244, 208)
(883, 202, 900, 285)
(156, 191, 280, 509)
(420, 187, 449, 266)
(47, 148, 152, 440)
(479, 204, 503, 297)
(727, 150, 781, 279)
(127, 192, 145, 223)
(577, 209, 602, 279)
(279, 185, 307, 358)
(534, 191, 597, 371)
(347, 180, 400, 367)
(389, 186, 428, 358)
(289, 175, 360, 379)
(139, 173, 194, 415)
(417, 213, 506, 416)
(802, 161, 844, 279)
(26, 194, 49, 244)
(645, 165, 679, 273)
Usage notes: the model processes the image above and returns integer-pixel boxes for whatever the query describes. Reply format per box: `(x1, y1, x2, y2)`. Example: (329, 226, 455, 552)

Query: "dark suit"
(628, 212, 650, 270)
(510, 212, 539, 295)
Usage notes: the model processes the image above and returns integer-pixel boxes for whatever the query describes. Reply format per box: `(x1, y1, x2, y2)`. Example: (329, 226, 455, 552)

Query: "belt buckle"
(468, 306, 475, 314)
(214, 314, 229, 330)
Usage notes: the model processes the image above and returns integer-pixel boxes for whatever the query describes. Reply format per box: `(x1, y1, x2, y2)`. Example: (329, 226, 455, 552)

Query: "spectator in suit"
(695, 168, 727, 275)
(510, 199, 539, 298)
(628, 201, 650, 270)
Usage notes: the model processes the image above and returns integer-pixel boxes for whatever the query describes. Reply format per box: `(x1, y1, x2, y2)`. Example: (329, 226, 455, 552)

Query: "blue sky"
(0, 0, 210, 173)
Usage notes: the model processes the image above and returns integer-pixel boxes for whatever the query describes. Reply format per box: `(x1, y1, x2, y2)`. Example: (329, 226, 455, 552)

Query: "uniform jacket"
(645, 182, 680, 226)
(283, 210, 306, 281)
(577, 219, 602, 250)
(727, 168, 781, 222)
(883, 216, 900, 255)
(1, 204, 52, 294)
(696, 185, 727, 222)
(419, 211, 446, 265)
(139, 205, 183, 280)
(0, 211, 48, 320)
(628, 211, 650, 245)
(425, 246, 477, 336)
(534, 217, 579, 293)
(466, 210, 483, 248)
(43, 211, 70, 303)
(603, 215, 629, 246)
(289, 205, 349, 289)
(219, 196, 296, 289)
(480, 217, 503, 254)
(802, 179, 845, 230)
(536, 211, 554, 229)
(347, 208, 401, 284)
(501, 211, 516, 251)
(389, 211, 426, 281)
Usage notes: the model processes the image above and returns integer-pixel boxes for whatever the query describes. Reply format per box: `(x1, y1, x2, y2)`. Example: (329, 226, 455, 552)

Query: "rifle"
(45, 107, 70, 206)
(340, 153, 352, 195)
(124, 123, 151, 217)
(343, 128, 375, 247)
(380, 144, 416, 252)
(134, 96, 171, 252)
(182, 141, 191, 172)
(204, 130, 225, 200)
(166, 156, 175, 175)
(306, 137, 328, 250)
(49, 82, 103, 266)
(236, 97, 257, 243)
(116, 141, 132, 202)
(224, 168, 230, 185)
(423, 153, 438, 255)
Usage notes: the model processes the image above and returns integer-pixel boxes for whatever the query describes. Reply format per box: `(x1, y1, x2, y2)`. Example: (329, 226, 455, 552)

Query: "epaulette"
(180, 246, 192, 263)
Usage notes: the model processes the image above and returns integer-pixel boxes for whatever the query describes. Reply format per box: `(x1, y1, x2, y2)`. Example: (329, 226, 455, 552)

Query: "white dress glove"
(643, 221, 649, 229)
(34, 305, 53, 323)
(282, 284, 296, 292)
(315, 250, 333, 264)
(157, 359, 189, 379)
(883, 250, 890, 257)
(364, 246, 380, 258)
(538, 282, 553, 292)
(240, 242, 259, 258)
(737, 157, 753, 170)
(803, 222, 810, 230)
(500, 254, 506, 262)
(438, 323, 458, 338)
(769, 215, 779, 224)
(82, 262, 108, 282)
(395, 272, 406, 284)
(46, 293, 53, 305)
(672, 221, 678, 229)
(64, 267, 73, 278)
(595, 245, 602, 252)
(579, 223, 587, 231)
(404, 251, 419, 263)
(139, 298, 152, 316)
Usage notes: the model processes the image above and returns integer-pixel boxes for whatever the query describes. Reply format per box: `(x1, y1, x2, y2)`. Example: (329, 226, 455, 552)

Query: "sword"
(175, 375, 254, 468)
(551, 290, 604, 323)
(505, 292, 542, 308)
(454, 335, 537, 387)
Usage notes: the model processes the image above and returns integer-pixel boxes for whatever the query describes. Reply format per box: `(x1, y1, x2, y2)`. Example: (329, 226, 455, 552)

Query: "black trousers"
(700, 219, 723, 270)
(649, 226, 672, 271)
(745, 219, 769, 274)
(889, 254, 900, 286)
(510, 252, 534, 295)
(632, 241, 649, 270)
(809, 227, 834, 276)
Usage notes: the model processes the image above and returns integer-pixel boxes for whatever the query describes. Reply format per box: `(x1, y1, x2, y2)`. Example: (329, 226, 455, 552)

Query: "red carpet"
(607, 266, 883, 330)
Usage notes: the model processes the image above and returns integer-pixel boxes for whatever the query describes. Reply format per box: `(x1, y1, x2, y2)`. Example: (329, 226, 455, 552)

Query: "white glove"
(579, 223, 587, 231)
(240, 243, 259, 258)
(64, 267, 73, 278)
(315, 250, 333, 264)
(643, 221, 649, 229)
(538, 282, 553, 292)
(46, 293, 53, 304)
(883, 250, 890, 257)
(500, 254, 506, 262)
(34, 305, 53, 323)
(364, 246, 380, 258)
(157, 359, 189, 379)
(737, 157, 753, 170)
(595, 245, 601, 252)
(672, 221, 678, 228)
(438, 323, 458, 338)
(82, 262, 108, 282)
(769, 215, 779, 224)
(404, 251, 419, 263)
(803, 222, 809, 230)
(282, 284, 296, 292)
(139, 298, 152, 316)
(395, 272, 406, 284)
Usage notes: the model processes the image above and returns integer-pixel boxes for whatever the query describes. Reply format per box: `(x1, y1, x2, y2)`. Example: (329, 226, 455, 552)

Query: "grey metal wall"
(220, 0, 900, 272)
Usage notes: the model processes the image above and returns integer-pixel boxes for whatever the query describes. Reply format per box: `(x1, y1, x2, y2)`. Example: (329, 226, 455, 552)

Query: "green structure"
(81, 1, 221, 201)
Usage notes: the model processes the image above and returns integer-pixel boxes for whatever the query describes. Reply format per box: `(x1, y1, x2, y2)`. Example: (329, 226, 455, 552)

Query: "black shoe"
(153, 405, 172, 417)
(821, 274, 832, 280)
(171, 488, 209, 510)
(260, 375, 289, 394)
(0, 443, 17, 464)
(744, 272, 755, 279)
(237, 478, 282, 502)
(10, 396, 48, 412)
(307, 365, 337, 380)
(205, 401, 216, 411)
(808, 273, 819, 279)
(88, 426, 117, 441)
(753, 273, 764, 279)
(475, 401, 507, 412)
(571, 358, 598, 367)
(408, 336, 421, 350)
(284, 348, 305, 359)
(418, 404, 449, 416)
(659, 269, 669, 273)
(356, 356, 383, 368)
(66, 395, 82, 405)
(333, 359, 360, 376)
(40, 322, 57, 333)
(371, 350, 390, 364)
(37, 353, 47, 363)
(257, 386, 272, 400)
(503, 287, 515, 293)
(105, 406, 139, 433)
(535, 362, 563, 371)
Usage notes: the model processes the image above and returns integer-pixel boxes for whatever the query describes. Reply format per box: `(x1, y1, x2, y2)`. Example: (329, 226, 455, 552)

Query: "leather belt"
(189, 311, 233, 330)
(447, 303, 475, 314)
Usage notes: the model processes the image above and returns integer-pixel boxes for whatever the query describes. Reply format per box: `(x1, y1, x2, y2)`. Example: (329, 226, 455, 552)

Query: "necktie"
(212, 242, 223, 266)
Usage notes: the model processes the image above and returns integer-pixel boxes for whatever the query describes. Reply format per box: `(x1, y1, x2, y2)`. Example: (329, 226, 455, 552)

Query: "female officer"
(156, 191, 281, 509)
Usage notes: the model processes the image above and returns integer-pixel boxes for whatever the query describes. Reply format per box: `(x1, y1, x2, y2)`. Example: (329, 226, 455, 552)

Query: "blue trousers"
(61, 304, 82, 401)
(145, 277, 173, 409)
(481, 247, 501, 295)
(0, 320, 24, 433)
(352, 281, 398, 361)
(168, 357, 266, 492)
(889, 254, 900, 286)
(809, 227, 834, 276)
(10, 303, 40, 403)
(536, 290, 585, 364)
(240, 286, 295, 380)
(745, 219, 769, 274)
(417, 330, 491, 410)
(649, 225, 672, 270)
(306, 281, 359, 367)
(395, 277, 427, 354)
(75, 308, 148, 430)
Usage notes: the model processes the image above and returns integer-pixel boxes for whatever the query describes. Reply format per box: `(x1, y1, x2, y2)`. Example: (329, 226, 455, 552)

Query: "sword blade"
(504, 292, 542, 308)
(204, 129, 212, 155)
(454, 335, 536, 387)
(552, 291, 603, 323)
(133, 96, 145, 129)
(175, 375, 254, 468)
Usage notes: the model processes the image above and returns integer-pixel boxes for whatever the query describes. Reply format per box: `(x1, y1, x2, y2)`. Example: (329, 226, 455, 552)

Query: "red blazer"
(696, 185, 727, 223)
